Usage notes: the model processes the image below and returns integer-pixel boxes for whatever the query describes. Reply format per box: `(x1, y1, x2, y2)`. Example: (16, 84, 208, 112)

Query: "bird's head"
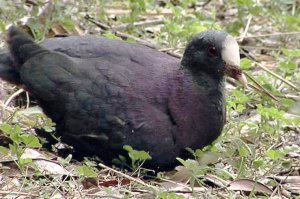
(181, 30, 247, 87)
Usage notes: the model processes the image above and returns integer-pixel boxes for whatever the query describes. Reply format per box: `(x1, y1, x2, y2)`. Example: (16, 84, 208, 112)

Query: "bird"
(0, 26, 247, 170)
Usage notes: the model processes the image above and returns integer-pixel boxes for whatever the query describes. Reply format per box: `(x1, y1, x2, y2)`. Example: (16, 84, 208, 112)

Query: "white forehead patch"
(221, 35, 240, 66)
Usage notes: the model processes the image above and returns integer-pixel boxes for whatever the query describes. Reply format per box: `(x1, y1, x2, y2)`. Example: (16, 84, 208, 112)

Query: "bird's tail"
(0, 26, 48, 84)
(0, 50, 21, 84)
(7, 26, 48, 66)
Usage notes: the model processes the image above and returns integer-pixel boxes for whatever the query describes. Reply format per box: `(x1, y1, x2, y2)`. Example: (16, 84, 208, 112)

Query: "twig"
(105, 9, 178, 17)
(0, 191, 39, 197)
(84, 15, 158, 49)
(0, 157, 62, 166)
(50, 173, 79, 198)
(238, 15, 252, 42)
(25, 91, 30, 109)
(292, 0, 296, 16)
(98, 163, 157, 190)
(253, 61, 299, 91)
(159, 48, 182, 58)
(239, 45, 281, 51)
(240, 48, 299, 92)
(3, 88, 24, 111)
(69, 169, 84, 198)
(236, 31, 300, 40)
(112, 19, 164, 31)
(244, 72, 278, 101)
(270, 171, 293, 198)
(114, 31, 158, 49)
(274, 94, 300, 100)
(84, 15, 111, 30)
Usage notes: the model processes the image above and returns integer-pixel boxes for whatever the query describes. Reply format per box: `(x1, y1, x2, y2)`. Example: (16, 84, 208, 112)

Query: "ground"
(0, 0, 300, 198)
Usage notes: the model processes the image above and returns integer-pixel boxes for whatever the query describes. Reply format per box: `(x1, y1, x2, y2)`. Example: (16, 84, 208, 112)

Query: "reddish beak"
(225, 65, 248, 87)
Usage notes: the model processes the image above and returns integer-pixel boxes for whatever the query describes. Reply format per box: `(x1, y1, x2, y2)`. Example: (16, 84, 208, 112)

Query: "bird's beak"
(221, 34, 247, 87)
(225, 64, 248, 88)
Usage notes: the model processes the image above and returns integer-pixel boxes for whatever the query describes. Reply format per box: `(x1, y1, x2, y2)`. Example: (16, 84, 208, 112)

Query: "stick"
(253, 61, 299, 91)
(238, 15, 252, 42)
(98, 163, 157, 190)
(0, 191, 38, 197)
(236, 31, 300, 40)
(84, 15, 158, 49)
(3, 88, 24, 111)
(112, 19, 164, 31)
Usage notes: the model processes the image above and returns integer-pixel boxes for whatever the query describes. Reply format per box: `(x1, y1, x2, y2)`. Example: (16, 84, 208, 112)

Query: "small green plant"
(0, 123, 42, 172)
(78, 158, 98, 178)
(176, 157, 207, 188)
(125, 0, 148, 28)
(112, 145, 152, 171)
(278, 48, 300, 78)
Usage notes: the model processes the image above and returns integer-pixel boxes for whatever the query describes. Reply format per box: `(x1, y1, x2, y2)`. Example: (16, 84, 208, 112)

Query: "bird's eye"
(208, 45, 217, 57)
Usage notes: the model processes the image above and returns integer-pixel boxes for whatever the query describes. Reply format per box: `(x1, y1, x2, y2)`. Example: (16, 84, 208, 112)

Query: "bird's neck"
(180, 64, 225, 95)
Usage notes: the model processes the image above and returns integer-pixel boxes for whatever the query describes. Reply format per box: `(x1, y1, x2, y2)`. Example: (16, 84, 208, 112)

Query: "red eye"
(208, 45, 217, 56)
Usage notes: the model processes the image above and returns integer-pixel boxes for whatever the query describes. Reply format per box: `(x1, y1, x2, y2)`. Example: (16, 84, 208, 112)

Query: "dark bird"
(0, 27, 247, 170)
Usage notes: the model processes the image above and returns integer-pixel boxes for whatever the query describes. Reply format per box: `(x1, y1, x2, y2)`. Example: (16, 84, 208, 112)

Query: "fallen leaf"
(227, 179, 273, 195)
(170, 166, 192, 183)
(21, 148, 70, 175)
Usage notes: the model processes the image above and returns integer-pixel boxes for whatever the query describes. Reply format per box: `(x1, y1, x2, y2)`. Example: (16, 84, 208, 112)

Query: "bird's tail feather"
(0, 51, 21, 84)
(7, 26, 48, 67)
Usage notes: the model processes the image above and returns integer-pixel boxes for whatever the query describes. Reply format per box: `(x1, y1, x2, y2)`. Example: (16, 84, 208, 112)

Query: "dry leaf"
(21, 148, 70, 175)
(170, 166, 192, 182)
(227, 179, 273, 195)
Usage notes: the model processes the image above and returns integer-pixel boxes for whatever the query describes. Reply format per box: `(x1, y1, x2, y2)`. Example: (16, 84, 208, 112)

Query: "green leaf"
(240, 58, 253, 70)
(19, 157, 32, 165)
(237, 0, 253, 6)
(266, 149, 285, 160)
(195, 149, 204, 158)
(185, 147, 196, 157)
(159, 192, 186, 199)
(78, 165, 97, 178)
(130, 150, 151, 161)
(279, 60, 297, 75)
(236, 104, 246, 113)
(123, 145, 133, 152)
(58, 154, 72, 166)
(124, 145, 151, 161)
(176, 158, 203, 175)
(0, 20, 5, 32)
(282, 48, 300, 57)
(0, 146, 9, 155)
(253, 159, 263, 169)
(294, 117, 300, 125)
(239, 146, 249, 157)
(21, 134, 42, 148)
(61, 19, 75, 30)
(0, 124, 12, 134)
